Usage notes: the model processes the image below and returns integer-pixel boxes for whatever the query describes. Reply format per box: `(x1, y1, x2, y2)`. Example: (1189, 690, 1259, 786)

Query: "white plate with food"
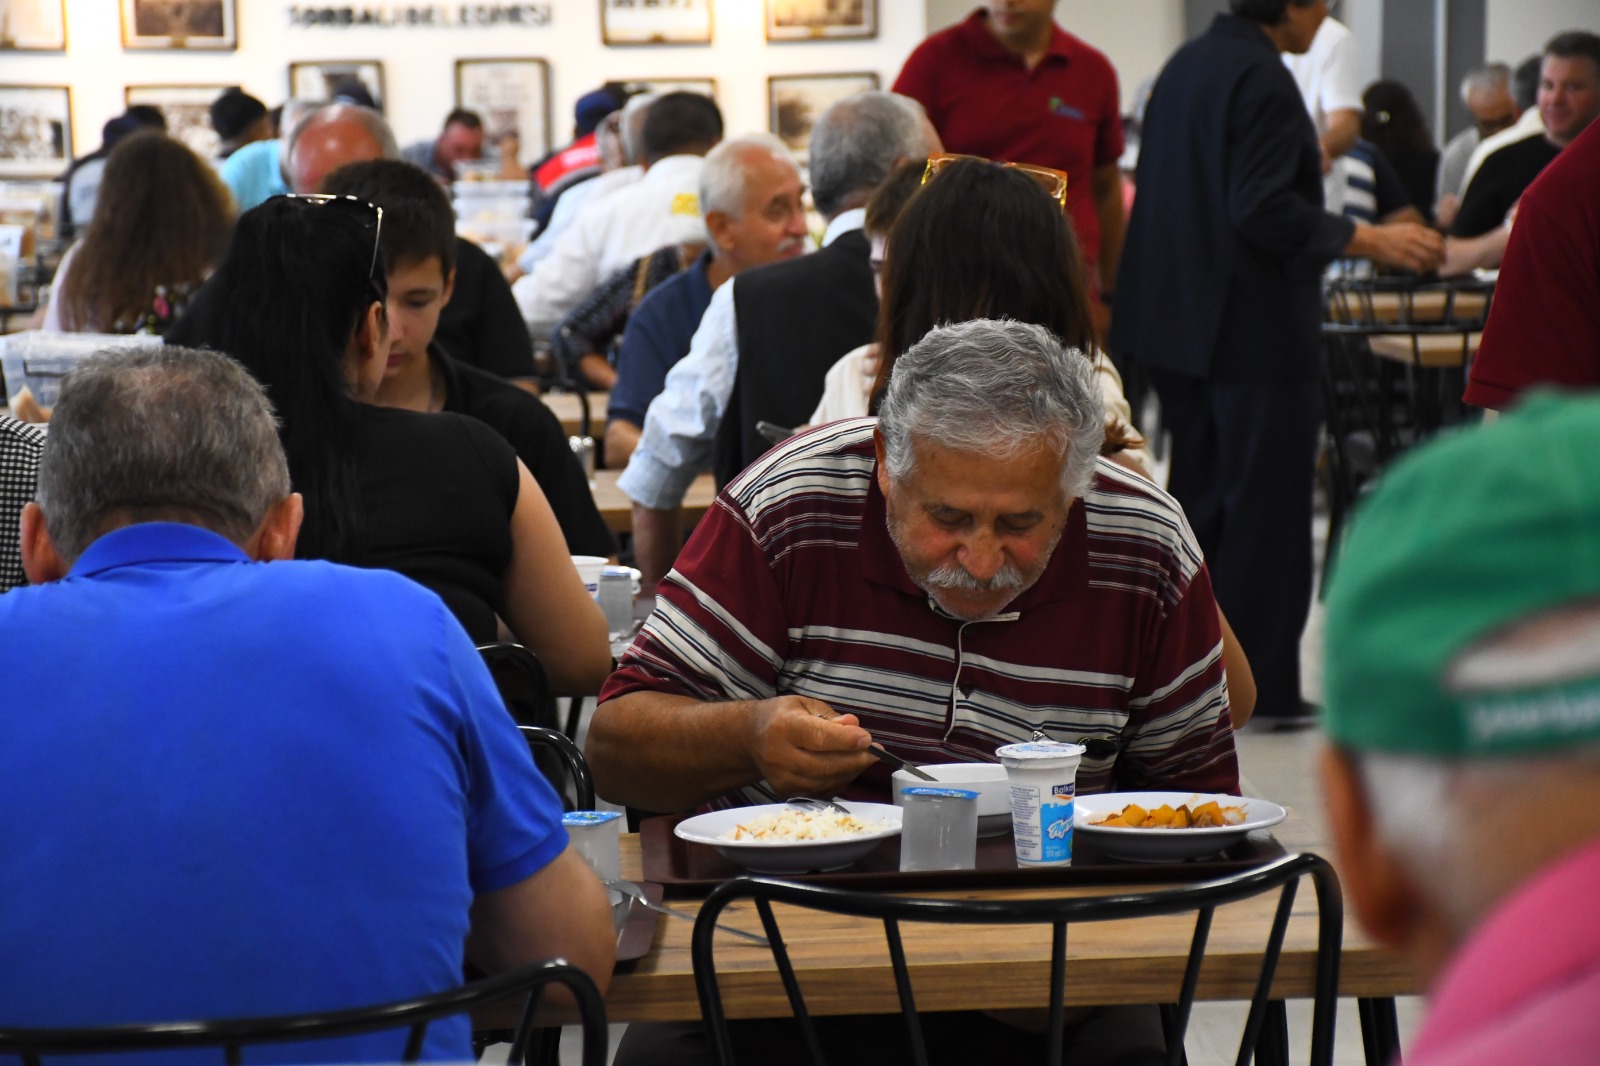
(674, 801, 903, 874)
(1073, 792, 1286, 863)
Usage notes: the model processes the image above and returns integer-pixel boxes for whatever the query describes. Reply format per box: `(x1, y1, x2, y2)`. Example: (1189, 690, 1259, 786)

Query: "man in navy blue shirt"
(0, 346, 614, 1061)
(605, 134, 808, 467)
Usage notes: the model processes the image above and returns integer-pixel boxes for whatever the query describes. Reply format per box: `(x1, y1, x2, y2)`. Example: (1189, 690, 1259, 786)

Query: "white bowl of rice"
(674, 801, 903, 874)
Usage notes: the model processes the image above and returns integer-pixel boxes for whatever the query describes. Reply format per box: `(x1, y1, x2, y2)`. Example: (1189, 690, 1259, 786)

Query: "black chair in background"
(520, 724, 596, 811)
(0, 958, 607, 1066)
(692, 853, 1344, 1066)
(479, 641, 561, 732)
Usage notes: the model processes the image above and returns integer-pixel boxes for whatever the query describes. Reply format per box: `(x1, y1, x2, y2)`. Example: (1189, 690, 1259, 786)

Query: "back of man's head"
(808, 91, 926, 219)
(1460, 62, 1512, 106)
(321, 159, 458, 278)
(286, 102, 399, 193)
(618, 92, 657, 166)
(1513, 54, 1543, 111)
(1323, 394, 1600, 953)
(637, 92, 723, 165)
(1228, 0, 1321, 24)
(35, 346, 291, 562)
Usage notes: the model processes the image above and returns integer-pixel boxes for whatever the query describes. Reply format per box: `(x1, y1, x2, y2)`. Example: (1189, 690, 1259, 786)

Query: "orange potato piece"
(1192, 800, 1224, 827)
(1149, 804, 1177, 826)
(1093, 815, 1129, 827)
(1121, 803, 1149, 828)
(1170, 805, 1191, 829)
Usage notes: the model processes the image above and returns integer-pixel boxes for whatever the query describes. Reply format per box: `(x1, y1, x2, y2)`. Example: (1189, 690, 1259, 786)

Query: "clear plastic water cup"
(899, 787, 980, 871)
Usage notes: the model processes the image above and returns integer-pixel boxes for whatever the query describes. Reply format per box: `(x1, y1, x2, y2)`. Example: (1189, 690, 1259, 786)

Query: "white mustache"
(922, 559, 1026, 593)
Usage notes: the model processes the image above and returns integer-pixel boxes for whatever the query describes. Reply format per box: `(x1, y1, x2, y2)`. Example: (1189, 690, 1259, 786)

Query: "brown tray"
(640, 815, 1289, 897)
(613, 880, 664, 962)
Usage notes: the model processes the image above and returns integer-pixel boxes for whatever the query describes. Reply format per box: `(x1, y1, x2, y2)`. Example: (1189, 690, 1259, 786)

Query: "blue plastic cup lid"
(562, 810, 623, 827)
(902, 787, 979, 800)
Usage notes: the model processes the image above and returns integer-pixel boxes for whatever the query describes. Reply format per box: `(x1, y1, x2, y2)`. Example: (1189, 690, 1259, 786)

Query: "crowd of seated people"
(3, 3, 1600, 1062)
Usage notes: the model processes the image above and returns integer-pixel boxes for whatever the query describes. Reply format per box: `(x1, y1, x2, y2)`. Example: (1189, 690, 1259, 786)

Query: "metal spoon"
(787, 796, 853, 815)
(606, 880, 770, 947)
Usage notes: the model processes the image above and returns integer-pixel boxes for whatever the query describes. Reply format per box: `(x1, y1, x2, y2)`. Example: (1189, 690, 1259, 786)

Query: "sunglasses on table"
(275, 193, 386, 287)
(921, 152, 1069, 210)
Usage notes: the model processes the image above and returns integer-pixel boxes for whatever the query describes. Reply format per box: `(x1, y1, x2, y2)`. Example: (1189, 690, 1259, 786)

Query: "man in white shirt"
(1435, 64, 1521, 229)
(513, 93, 722, 341)
(1459, 55, 1545, 195)
(1283, 11, 1364, 207)
(617, 91, 933, 584)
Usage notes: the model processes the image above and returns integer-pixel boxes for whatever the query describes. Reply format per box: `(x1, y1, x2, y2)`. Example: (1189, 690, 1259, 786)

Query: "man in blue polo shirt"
(604, 133, 808, 467)
(0, 346, 614, 1062)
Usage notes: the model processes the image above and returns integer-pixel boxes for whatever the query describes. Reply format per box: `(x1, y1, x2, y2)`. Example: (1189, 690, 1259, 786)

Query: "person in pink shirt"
(1319, 392, 1600, 1065)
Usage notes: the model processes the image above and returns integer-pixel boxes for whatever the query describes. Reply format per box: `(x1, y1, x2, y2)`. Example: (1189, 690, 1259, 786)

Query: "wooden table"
(542, 391, 609, 438)
(485, 828, 1416, 1028)
(1367, 331, 1482, 369)
(590, 469, 718, 535)
(1351, 290, 1488, 325)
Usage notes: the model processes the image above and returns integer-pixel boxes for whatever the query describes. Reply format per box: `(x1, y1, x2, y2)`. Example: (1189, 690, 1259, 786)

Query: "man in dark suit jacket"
(617, 91, 932, 584)
(1111, 0, 1440, 724)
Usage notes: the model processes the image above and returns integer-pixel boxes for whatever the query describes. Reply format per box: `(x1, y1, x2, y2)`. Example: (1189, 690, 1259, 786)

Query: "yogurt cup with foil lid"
(997, 741, 1085, 866)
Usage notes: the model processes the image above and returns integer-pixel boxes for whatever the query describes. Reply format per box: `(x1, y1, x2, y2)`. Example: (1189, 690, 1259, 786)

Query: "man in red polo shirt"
(893, 1, 1126, 299)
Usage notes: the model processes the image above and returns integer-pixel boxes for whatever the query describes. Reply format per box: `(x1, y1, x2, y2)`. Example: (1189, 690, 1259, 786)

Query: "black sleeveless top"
(298, 403, 519, 643)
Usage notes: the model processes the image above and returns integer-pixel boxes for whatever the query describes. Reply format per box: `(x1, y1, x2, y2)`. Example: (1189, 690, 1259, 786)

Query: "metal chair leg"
(1357, 996, 1400, 1065)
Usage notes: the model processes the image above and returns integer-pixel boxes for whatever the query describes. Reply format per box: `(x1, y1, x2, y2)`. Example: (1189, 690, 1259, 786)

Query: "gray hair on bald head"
(809, 90, 925, 218)
(35, 345, 291, 561)
(1460, 62, 1511, 102)
(877, 319, 1105, 499)
(287, 102, 399, 163)
(699, 133, 796, 219)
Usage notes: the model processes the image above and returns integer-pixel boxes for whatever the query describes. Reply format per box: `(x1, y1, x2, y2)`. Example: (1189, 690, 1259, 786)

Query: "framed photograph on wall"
(0, 85, 70, 178)
(600, 0, 712, 46)
(125, 84, 229, 160)
(455, 58, 551, 163)
(624, 78, 718, 102)
(766, 0, 876, 41)
(769, 73, 878, 155)
(0, 0, 68, 51)
(120, 0, 235, 50)
(288, 60, 386, 114)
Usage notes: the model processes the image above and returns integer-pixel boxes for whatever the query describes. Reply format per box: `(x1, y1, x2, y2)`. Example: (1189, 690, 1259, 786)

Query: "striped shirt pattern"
(603, 418, 1239, 808)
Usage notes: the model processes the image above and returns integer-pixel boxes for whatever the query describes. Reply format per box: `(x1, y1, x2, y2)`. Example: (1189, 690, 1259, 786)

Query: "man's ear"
(872, 427, 892, 499)
(248, 493, 304, 563)
(703, 210, 735, 255)
(1319, 746, 1427, 950)
(20, 502, 68, 584)
(441, 267, 457, 309)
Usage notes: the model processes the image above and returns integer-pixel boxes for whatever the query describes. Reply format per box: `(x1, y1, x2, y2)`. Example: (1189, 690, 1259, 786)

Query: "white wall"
(3, 1, 928, 161)
(1486, 0, 1598, 65)
(923, 0, 1185, 112)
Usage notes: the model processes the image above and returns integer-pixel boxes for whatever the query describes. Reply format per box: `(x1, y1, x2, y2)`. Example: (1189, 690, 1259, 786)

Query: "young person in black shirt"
(321, 159, 616, 559)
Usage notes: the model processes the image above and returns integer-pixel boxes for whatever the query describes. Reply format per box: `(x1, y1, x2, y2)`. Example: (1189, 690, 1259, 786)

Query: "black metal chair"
(0, 958, 607, 1066)
(520, 724, 596, 811)
(692, 853, 1344, 1066)
(479, 641, 561, 732)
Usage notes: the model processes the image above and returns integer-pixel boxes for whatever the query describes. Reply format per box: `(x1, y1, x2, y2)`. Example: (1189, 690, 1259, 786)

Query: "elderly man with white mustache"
(588, 317, 1239, 814)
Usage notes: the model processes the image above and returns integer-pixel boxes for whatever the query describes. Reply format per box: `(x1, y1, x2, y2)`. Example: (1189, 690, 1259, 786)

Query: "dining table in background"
(541, 390, 608, 438)
(590, 469, 717, 535)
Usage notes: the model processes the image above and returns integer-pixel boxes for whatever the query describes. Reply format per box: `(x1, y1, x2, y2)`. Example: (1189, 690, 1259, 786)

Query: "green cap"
(1323, 392, 1600, 757)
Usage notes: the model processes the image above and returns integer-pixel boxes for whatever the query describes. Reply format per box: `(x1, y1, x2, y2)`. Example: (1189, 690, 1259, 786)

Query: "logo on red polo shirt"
(1048, 96, 1086, 122)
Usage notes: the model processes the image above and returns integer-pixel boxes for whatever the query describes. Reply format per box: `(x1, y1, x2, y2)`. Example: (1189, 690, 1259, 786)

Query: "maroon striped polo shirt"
(602, 419, 1239, 809)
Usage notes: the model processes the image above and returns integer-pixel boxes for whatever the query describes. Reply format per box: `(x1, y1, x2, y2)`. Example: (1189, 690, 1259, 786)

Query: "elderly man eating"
(589, 318, 1238, 814)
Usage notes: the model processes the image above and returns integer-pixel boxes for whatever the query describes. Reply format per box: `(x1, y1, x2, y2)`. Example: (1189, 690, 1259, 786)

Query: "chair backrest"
(691, 853, 1342, 1066)
(521, 724, 597, 812)
(479, 641, 560, 731)
(0, 958, 607, 1066)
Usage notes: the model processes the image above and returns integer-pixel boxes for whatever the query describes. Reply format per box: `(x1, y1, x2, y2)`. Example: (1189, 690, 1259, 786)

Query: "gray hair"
(809, 90, 926, 219)
(1460, 62, 1512, 104)
(276, 97, 328, 171)
(35, 346, 291, 561)
(877, 319, 1105, 499)
(619, 92, 656, 166)
(699, 133, 797, 219)
(1355, 600, 1600, 931)
(286, 102, 399, 164)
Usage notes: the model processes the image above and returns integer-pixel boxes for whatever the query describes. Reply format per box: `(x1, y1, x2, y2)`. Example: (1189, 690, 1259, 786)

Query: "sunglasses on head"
(277, 193, 386, 287)
(921, 152, 1069, 210)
